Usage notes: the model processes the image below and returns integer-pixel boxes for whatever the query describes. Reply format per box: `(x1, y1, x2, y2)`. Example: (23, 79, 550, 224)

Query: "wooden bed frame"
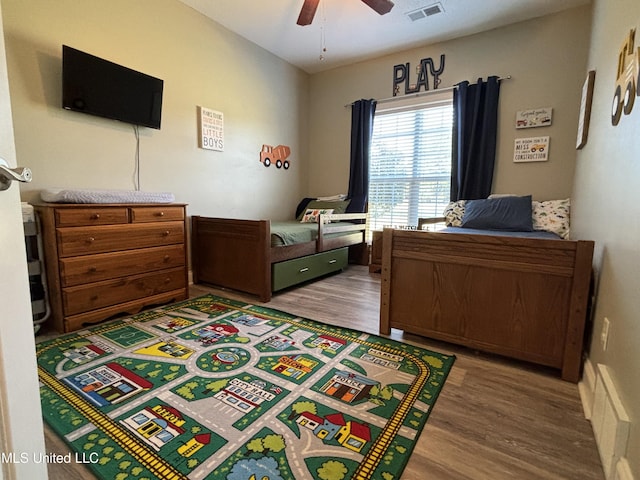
(191, 213, 367, 302)
(379, 228, 594, 382)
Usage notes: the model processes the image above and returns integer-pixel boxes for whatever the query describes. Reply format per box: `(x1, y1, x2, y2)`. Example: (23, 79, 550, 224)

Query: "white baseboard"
(580, 359, 633, 480)
(579, 357, 597, 419)
(590, 364, 630, 480)
(615, 458, 635, 480)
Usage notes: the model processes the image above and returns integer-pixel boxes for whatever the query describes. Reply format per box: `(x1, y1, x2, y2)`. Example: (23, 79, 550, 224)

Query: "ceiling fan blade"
(297, 0, 320, 26)
(361, 0, 395, 15)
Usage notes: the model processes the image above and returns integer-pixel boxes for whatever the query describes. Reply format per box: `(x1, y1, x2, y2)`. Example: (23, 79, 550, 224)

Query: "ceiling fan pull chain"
(319, 1, 327, 60)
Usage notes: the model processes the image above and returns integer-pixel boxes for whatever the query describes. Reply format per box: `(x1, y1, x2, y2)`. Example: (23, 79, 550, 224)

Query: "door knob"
(0, 158, 32, 191)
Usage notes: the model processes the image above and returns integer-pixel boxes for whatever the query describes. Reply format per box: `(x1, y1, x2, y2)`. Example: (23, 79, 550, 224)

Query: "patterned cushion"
(443, 200, 467, 226)
(445, 198, 571, 238)
(532, 199, 570, 238)
(296, 200, 350, 220)
(300, 208, 334, 223)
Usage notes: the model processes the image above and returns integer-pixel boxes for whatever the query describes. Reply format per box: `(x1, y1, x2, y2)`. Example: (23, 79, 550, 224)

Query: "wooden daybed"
(191, 213, 367, 302)
(379, 228, 594, 382)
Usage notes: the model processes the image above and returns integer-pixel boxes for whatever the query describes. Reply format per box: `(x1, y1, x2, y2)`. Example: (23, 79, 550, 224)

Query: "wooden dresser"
(35, 203, 188, 333)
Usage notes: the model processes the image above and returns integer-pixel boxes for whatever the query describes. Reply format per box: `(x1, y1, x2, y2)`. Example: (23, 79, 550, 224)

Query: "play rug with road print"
(37, 294, 455, 480)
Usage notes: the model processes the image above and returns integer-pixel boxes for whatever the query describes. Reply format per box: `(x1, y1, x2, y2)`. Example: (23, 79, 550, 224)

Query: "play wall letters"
(393, 54, 445, 96)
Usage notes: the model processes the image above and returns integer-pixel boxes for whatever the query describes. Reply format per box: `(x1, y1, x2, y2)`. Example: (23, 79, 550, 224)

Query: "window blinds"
(368, 98, 453, 234)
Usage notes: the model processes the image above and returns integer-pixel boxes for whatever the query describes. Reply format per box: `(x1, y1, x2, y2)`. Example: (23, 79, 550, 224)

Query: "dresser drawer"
(272, 247, 348, 292)
(64, 289, 188, 332)
(60, 244, 186, 287)
(131, 206, 184, 223)
(55, 207, 130, 227)
(57, 221, 185, 257)
(62, 267, 186, 315)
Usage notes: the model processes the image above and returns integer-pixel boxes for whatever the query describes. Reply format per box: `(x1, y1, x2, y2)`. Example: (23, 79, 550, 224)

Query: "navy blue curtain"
(347, 99, 377, 213)
(451, 76, 501, 201)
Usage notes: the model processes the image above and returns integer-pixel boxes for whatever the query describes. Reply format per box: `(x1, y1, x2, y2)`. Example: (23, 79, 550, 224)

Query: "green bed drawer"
(272, 247, 348, 292)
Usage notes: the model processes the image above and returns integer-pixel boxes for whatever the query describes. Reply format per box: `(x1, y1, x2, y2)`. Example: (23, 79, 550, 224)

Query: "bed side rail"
(317, 213, 367, 252)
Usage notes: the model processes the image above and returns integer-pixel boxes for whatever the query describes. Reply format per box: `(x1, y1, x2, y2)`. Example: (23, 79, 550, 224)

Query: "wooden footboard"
(380, 228, 594, 382)
(192, 217, 272, 301)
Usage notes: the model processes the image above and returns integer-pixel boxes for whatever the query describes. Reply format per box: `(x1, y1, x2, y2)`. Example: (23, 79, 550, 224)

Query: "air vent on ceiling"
(406, 2, 444, 22)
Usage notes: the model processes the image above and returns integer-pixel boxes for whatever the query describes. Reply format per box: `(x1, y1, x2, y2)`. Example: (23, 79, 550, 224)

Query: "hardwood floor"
(40, 265, 605, 480)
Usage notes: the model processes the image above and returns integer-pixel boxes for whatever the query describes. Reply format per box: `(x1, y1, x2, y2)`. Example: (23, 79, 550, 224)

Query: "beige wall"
(573, 0, 640, 477)
(307, 6, 592, 202)
(2, 0, 309, 221)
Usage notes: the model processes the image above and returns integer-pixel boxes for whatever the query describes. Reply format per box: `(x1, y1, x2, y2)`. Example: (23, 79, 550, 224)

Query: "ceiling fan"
(297, 0, 395, 26)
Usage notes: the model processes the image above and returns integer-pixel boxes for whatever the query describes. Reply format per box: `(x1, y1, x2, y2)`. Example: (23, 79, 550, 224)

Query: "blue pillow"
(461, 195, 533, 231)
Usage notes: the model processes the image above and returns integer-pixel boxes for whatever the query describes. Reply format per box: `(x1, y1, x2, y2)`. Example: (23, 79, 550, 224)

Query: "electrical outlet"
(601, 317, 611, 351)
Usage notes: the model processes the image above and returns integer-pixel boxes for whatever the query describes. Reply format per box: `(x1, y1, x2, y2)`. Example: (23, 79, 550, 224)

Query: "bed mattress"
(442, 226, 562, 240)
(270, 221, 356, 247)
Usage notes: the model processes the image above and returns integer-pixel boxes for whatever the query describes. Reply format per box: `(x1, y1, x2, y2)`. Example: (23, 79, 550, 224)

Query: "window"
(368, 95, 453, 234)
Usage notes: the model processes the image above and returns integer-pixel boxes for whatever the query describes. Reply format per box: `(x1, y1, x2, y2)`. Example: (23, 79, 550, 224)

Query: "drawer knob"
(299, 267, 309, 273)
(162, 230, 170, 236)
(90, 213, 100, 220)
(88, 266, 97, 273)
(328, 259, 337, 264)
(164, 277, 171, 284)
(156, 211, 165, 217)
(90, 295, 98, 301)
(87, 237, 95, 243)
(163, 255, 170, 262)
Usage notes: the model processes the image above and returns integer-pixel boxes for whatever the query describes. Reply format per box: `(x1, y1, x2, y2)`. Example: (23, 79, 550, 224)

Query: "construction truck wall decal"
(260, 144, 291, 169)
(612, 28, 640, 125)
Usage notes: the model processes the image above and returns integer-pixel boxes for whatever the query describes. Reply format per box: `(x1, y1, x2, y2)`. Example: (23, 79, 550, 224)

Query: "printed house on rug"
(64, 362, 153, 407)
(297, 411, 372, 453)
(214, 378, 276, 413)
(321, 370, 379, 404)
(61, 341, 112, 365)
(272, 354, 318, 380)
(121, 404, 186, 451)
(194, 323, 239, 345)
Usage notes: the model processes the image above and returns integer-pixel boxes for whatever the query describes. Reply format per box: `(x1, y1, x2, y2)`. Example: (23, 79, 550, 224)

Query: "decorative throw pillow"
(300, 208, 334, 223)
(532, 198, 570, 238)
(443, 200, 466, 226)
(296, 200, 350, 220)
(461, 195, 534, 231)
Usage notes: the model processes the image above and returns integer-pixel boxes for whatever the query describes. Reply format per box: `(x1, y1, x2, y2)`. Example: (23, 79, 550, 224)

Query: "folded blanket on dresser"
(40, 188, 175, 204)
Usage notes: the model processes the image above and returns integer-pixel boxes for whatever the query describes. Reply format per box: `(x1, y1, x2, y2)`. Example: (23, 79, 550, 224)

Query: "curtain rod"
(344, 75, 512, 107)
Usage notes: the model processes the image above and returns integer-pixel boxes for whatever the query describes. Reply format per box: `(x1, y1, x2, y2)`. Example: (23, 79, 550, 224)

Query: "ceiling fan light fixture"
(361, 0, 395, 16)
(297, 0, 320, 26)
(297, 0, 395, 26)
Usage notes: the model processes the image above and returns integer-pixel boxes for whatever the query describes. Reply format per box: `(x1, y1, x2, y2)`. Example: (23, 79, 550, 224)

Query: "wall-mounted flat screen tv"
(62, 45, 164, 130)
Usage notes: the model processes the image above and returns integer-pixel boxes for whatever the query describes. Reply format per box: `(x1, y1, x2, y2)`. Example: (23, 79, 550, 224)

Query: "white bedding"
(40, 188, 175, 204)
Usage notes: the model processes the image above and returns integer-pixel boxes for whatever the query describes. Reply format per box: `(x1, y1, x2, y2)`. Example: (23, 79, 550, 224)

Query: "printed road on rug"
(37, 294, 455, 480)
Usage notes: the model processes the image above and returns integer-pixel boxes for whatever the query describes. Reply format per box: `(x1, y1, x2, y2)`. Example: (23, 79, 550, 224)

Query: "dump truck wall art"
(612, 28, 640, 125)
(260, 144, 291, 169)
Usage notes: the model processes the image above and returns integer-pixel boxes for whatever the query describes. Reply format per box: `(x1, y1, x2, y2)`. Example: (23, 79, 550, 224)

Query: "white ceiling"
(177, 0, 590, 74)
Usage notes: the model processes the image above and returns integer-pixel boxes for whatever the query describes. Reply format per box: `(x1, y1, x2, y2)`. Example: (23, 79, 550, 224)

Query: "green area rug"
(37, 294, 455, 480)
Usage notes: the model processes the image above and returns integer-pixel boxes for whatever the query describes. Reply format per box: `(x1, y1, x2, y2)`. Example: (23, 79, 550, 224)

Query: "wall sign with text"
(513, 136, 549, 163)
(515, 107, 552, 129)
(198, 106, 224, 151)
